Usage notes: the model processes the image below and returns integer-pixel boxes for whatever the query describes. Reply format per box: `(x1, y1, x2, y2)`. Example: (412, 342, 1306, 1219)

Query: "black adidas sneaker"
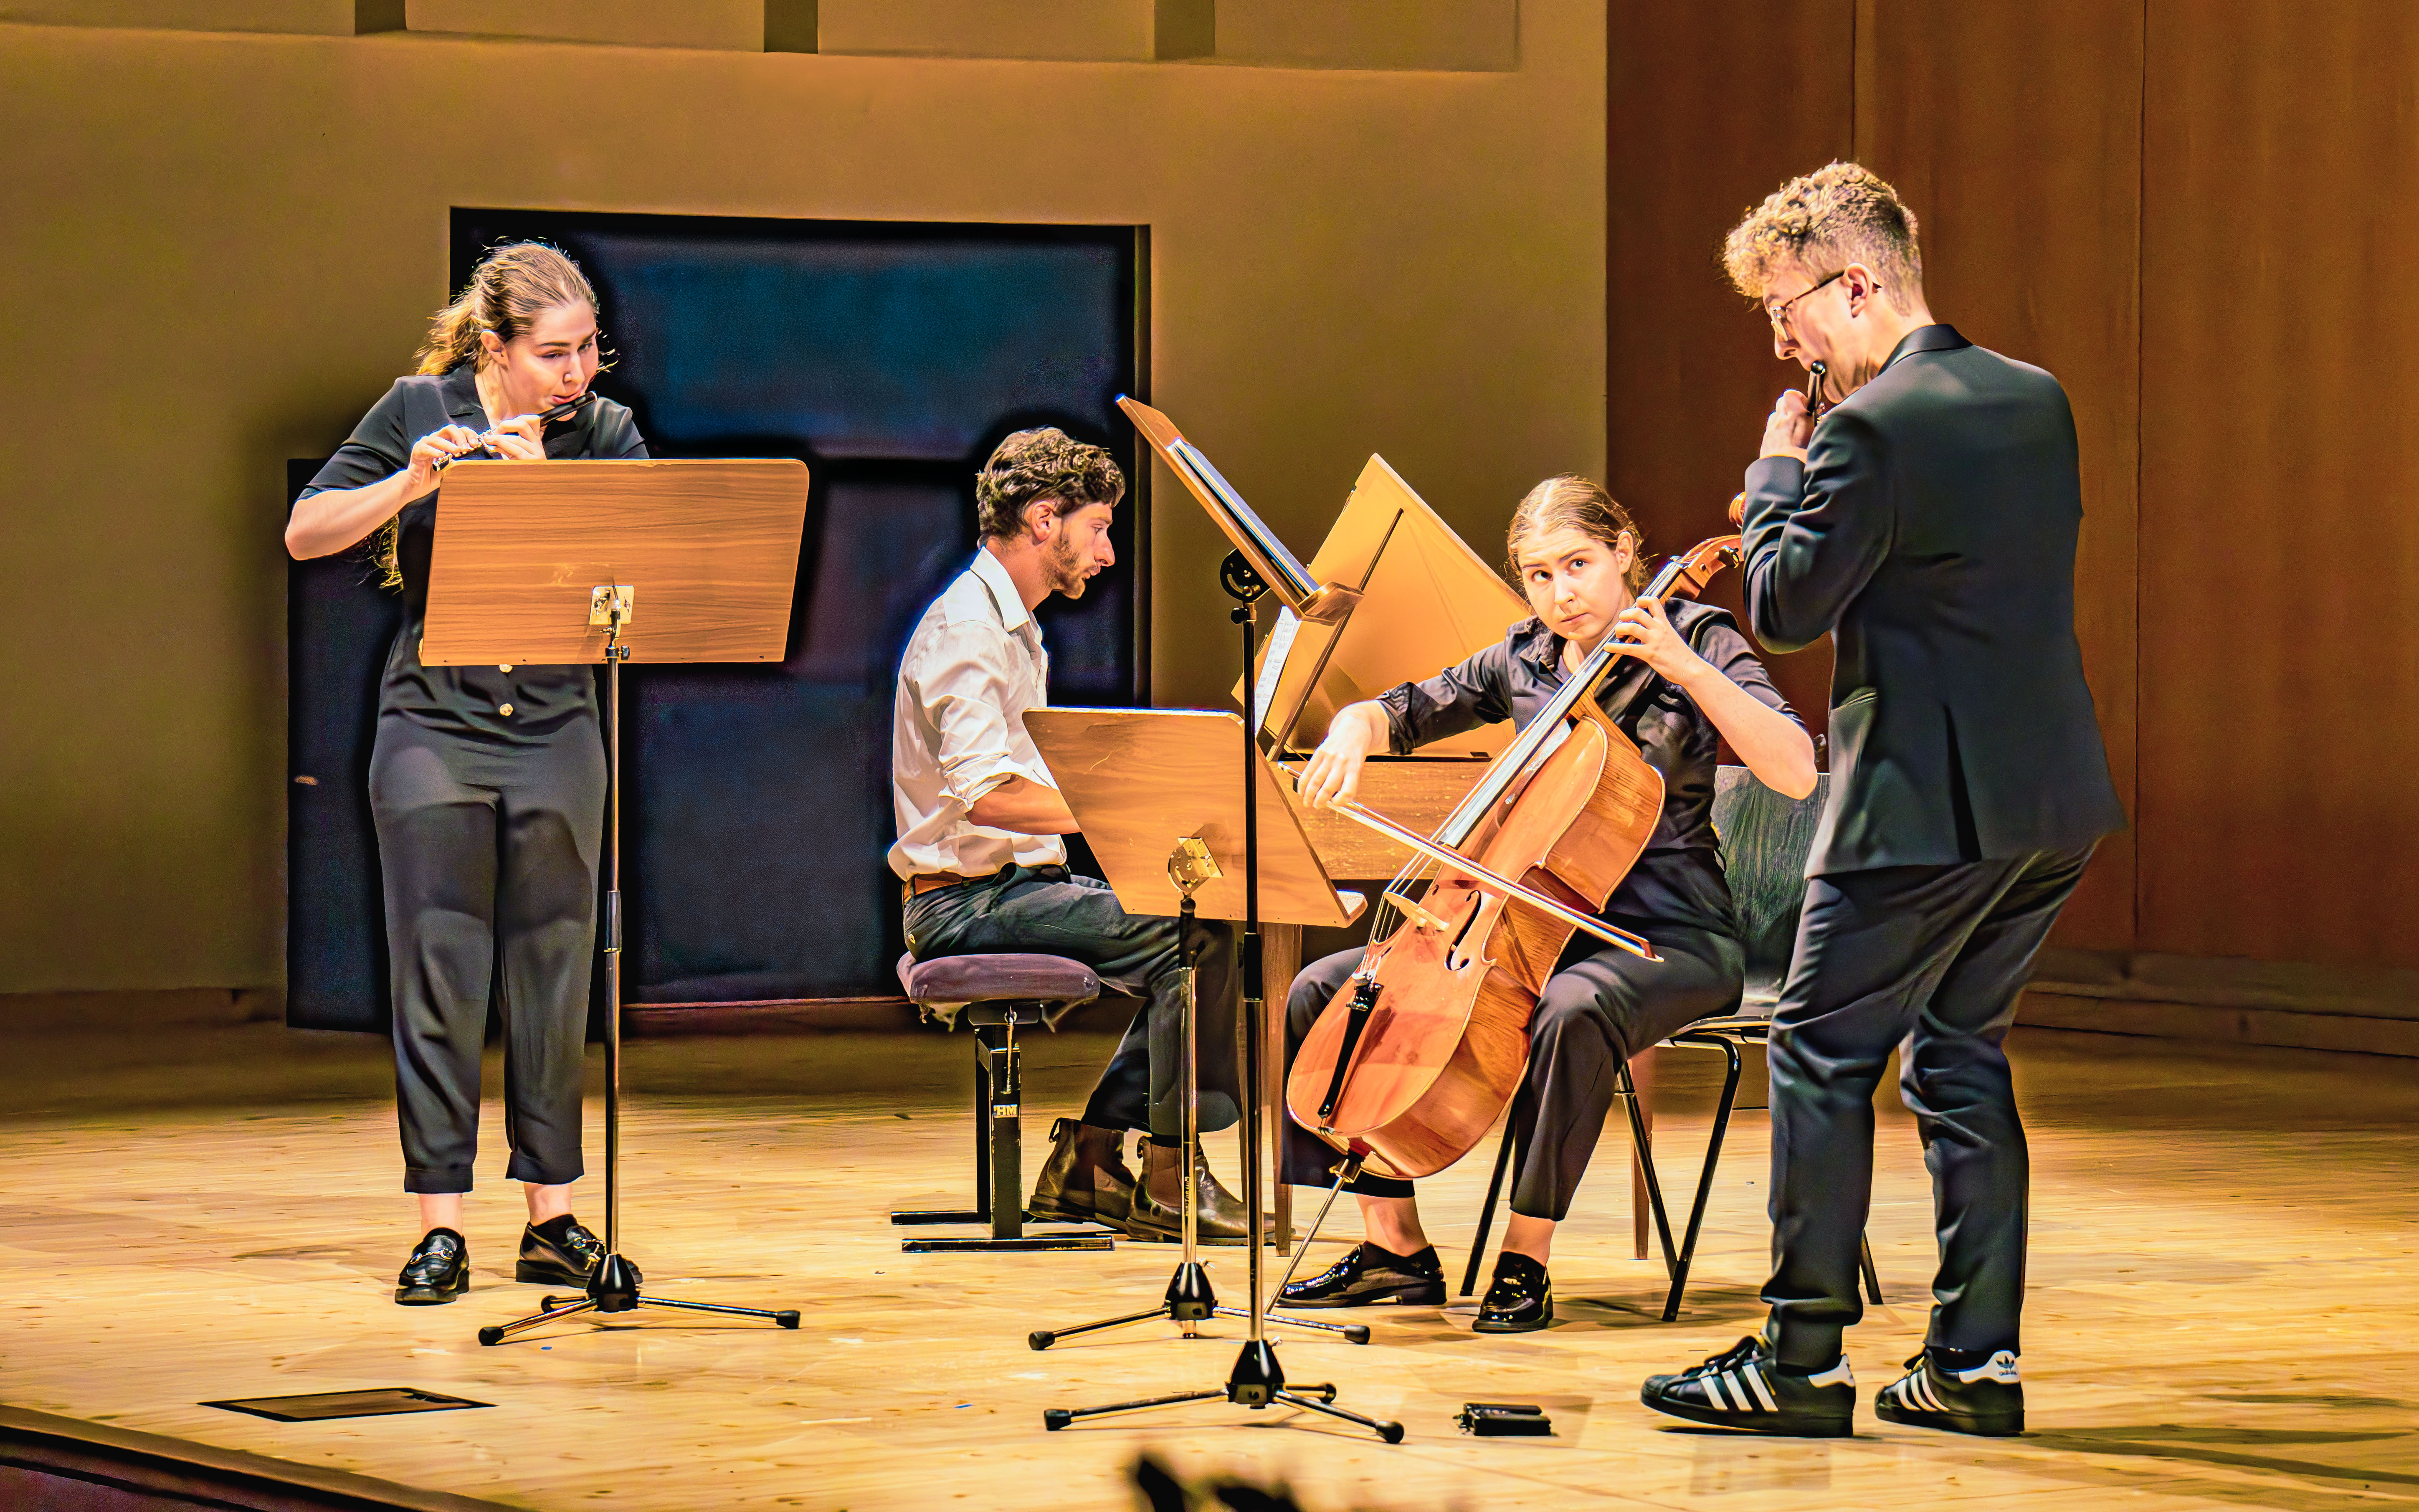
(1640, 1335, 1856, 1437)
(1874, 1348, 2024, 1436)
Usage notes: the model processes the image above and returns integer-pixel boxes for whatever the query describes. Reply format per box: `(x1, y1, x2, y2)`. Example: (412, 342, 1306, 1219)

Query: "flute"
(1728, 360, 1834, 529)
(435, 390, 597, 468)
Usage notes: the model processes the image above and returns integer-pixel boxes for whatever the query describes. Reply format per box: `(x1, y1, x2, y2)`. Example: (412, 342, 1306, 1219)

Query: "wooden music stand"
(1244, 454, 1529, 757)
(419, 456, 813, 1347)
(1025, 708, 1398, 1442)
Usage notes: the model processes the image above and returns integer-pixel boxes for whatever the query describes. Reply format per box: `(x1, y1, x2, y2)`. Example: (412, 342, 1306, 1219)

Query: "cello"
(1284, 530, 1747, 1182)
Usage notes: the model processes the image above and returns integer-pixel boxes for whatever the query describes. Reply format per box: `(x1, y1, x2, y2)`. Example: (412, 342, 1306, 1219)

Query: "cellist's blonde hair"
(1506, 476, 1649, 595)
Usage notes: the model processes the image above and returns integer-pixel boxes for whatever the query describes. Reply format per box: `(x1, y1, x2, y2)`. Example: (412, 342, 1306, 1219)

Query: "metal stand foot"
(479, 1256, 800, 1346)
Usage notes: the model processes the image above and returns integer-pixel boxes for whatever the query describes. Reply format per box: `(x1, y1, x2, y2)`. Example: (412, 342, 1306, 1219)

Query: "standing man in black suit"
(1641, 163, 2126, 1438)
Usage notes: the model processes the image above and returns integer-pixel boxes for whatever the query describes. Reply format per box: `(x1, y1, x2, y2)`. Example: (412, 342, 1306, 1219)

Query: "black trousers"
(1281, 925, 1742, 1222)
(368, 713, 604, 1195)
(904, 867, 1241, 1139)
(1764, 843, 2095, 1367)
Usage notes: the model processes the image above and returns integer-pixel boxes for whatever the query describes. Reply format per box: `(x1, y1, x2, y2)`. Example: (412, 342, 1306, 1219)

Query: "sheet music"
(1254, 607, 1301, 728)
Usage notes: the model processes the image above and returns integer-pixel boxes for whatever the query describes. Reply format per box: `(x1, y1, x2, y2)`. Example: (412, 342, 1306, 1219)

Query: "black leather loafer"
(395, 1228, 469, 1305)
(1472, 1251, 1553, 1333)
(1277, 1243, 1446, 1308)
(517, 1215, 607, 1287)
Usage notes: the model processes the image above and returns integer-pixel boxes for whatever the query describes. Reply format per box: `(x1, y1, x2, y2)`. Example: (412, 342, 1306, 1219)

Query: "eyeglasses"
(1765, 269, 1852, 331)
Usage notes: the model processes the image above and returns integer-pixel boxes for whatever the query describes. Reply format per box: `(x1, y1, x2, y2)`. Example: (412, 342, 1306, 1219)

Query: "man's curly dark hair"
(975, 428, 1126, 540)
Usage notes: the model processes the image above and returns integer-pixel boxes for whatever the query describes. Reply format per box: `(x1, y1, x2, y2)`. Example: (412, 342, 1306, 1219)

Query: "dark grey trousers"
(1282, 925, 1742, 1221)
(904, 866, 1240, 1139)
(1765, 843, 2096, 1367)
(368, 714, 603, 1195)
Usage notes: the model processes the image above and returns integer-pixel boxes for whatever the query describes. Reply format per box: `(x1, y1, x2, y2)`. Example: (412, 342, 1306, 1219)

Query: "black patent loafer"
(1641, 1335, 1856, 1437)
(395, 1228, 469, 1305)
(1277, 1242, 1446, 1308)
(1471, 1251, 1553, 1333)
(517, 1216, 608, 1287)
(1874, 1348, 2024, 1436)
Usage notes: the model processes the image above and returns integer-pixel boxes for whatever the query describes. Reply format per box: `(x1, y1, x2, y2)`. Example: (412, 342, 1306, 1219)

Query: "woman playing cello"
(1277, 476, 1816, 1332)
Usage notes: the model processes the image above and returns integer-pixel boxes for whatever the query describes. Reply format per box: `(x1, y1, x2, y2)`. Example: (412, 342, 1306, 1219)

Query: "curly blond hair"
(975, 428, 1125, 540)
(1722, 162, 1923, 313)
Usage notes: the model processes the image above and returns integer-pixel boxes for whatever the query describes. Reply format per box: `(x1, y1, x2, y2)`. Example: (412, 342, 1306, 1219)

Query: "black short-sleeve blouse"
(294, 365, 648, 742)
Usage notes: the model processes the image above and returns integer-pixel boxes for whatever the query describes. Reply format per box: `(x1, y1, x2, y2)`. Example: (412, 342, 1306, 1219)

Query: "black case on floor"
(1457, 1402, 1553, 1436)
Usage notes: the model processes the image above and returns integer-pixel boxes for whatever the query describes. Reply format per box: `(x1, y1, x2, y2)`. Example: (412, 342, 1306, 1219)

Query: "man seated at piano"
(1277, 476, 1817, 1330)
(890, 428, 1256, 1244)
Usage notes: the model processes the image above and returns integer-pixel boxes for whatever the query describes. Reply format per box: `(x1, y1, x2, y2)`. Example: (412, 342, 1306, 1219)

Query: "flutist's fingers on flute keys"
(404, 425, 486, 490)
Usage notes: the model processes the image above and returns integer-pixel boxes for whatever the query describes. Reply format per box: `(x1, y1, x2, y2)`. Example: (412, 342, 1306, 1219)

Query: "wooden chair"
(1460, 768, 1885, 1320)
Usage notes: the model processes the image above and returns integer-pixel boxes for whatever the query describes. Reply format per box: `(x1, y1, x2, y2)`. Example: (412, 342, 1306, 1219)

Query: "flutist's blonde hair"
(416, 242, 599, 376)
(1723, 162, 1923, 314)
(1507, 476, 1649, 595)
(367, 244, 603, 588)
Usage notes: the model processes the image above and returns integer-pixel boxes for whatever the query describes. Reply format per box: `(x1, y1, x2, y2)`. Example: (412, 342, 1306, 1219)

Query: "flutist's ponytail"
(415, 242, 598, 375)
(370, 244, 601, 588)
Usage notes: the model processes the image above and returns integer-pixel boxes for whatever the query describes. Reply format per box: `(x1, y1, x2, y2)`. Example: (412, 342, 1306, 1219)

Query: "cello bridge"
(1383, 889, 1450, 932)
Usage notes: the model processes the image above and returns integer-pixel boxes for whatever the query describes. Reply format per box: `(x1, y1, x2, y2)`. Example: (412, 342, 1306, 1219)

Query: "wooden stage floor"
(3, 1013, 2417, 1511)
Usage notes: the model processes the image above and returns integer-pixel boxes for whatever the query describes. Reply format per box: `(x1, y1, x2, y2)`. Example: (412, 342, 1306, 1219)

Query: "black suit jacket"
(1740, 324, 2125, 876)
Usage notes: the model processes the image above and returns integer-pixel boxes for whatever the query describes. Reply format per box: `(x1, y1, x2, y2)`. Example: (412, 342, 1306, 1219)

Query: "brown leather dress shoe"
(1123, 1137, 1262, 1245)
(1027, 1117, 1136, 1228)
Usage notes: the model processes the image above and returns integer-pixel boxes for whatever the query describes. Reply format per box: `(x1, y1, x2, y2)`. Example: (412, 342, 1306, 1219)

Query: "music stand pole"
(413, 457, 815, 1348)
(1040, 555, 1401, 1443)
(478, 603, 802, 1345)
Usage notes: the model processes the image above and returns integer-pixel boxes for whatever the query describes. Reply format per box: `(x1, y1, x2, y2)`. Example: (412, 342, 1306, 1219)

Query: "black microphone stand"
(1039, 552, 1401, 1444)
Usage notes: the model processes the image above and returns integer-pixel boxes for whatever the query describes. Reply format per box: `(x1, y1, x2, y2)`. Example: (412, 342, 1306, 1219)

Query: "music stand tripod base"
(479, 1256, 804, 1346)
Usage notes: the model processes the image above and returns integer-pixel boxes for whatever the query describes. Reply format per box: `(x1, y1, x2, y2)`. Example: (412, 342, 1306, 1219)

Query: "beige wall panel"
(405, 0, 764, 51)
(0, 11, 1605, 992)
(2139, 0, 2419, 967)
(0, 0, 392, 32)
(817, 0, 1181, 61)
(1213, 0, 1515, 73)
(1855, 0, 2142, 951)
(1604, 0, 1853, 747)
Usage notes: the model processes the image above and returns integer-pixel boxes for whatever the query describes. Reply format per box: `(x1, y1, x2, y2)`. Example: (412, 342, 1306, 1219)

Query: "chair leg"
(1860, 1234, 1884, 1304)
(972, 1040, 993, 1226)
(1617, 1061, 1681, 1276)
(1661, 1036, 1744, 1322)
(1461, 1087, 1528, 1297)
(980, 1023, 1022, 1241)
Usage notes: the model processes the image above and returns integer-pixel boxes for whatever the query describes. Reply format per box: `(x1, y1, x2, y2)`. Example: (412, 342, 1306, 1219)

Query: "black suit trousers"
(1765, 843, 2095, 1366)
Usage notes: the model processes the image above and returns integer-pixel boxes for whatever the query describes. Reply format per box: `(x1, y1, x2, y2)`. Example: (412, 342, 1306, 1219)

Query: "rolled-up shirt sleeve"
(1376, 644, 1515, 755)
(910, 621, 1053, 810)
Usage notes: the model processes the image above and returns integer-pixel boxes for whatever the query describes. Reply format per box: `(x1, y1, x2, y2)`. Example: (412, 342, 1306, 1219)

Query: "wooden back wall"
(1608, 0, 2418, 971)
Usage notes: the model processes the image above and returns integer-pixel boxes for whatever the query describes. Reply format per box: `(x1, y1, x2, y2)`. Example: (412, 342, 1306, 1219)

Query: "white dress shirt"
(888, 547, 1069, 881)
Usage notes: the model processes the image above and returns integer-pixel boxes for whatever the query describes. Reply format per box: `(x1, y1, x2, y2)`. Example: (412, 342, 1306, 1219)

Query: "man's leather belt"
(907, 868, 1000, 899)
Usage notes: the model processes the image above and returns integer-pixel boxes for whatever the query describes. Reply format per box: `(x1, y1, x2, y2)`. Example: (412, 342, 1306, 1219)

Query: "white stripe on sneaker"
(1913, 1373, 1948, 1413)
(1741, 1367, 1778, 1411)
(1704, 1373, 1734, 1411)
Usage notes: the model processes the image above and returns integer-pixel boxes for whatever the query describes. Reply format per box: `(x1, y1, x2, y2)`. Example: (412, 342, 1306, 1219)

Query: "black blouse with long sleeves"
(1376, 599, 1801, 938)
(295, 365, 647, 743)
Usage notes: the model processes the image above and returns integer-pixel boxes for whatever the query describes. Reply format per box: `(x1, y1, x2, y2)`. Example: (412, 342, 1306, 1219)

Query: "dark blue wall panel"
(285, 214, 1144, 1028)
